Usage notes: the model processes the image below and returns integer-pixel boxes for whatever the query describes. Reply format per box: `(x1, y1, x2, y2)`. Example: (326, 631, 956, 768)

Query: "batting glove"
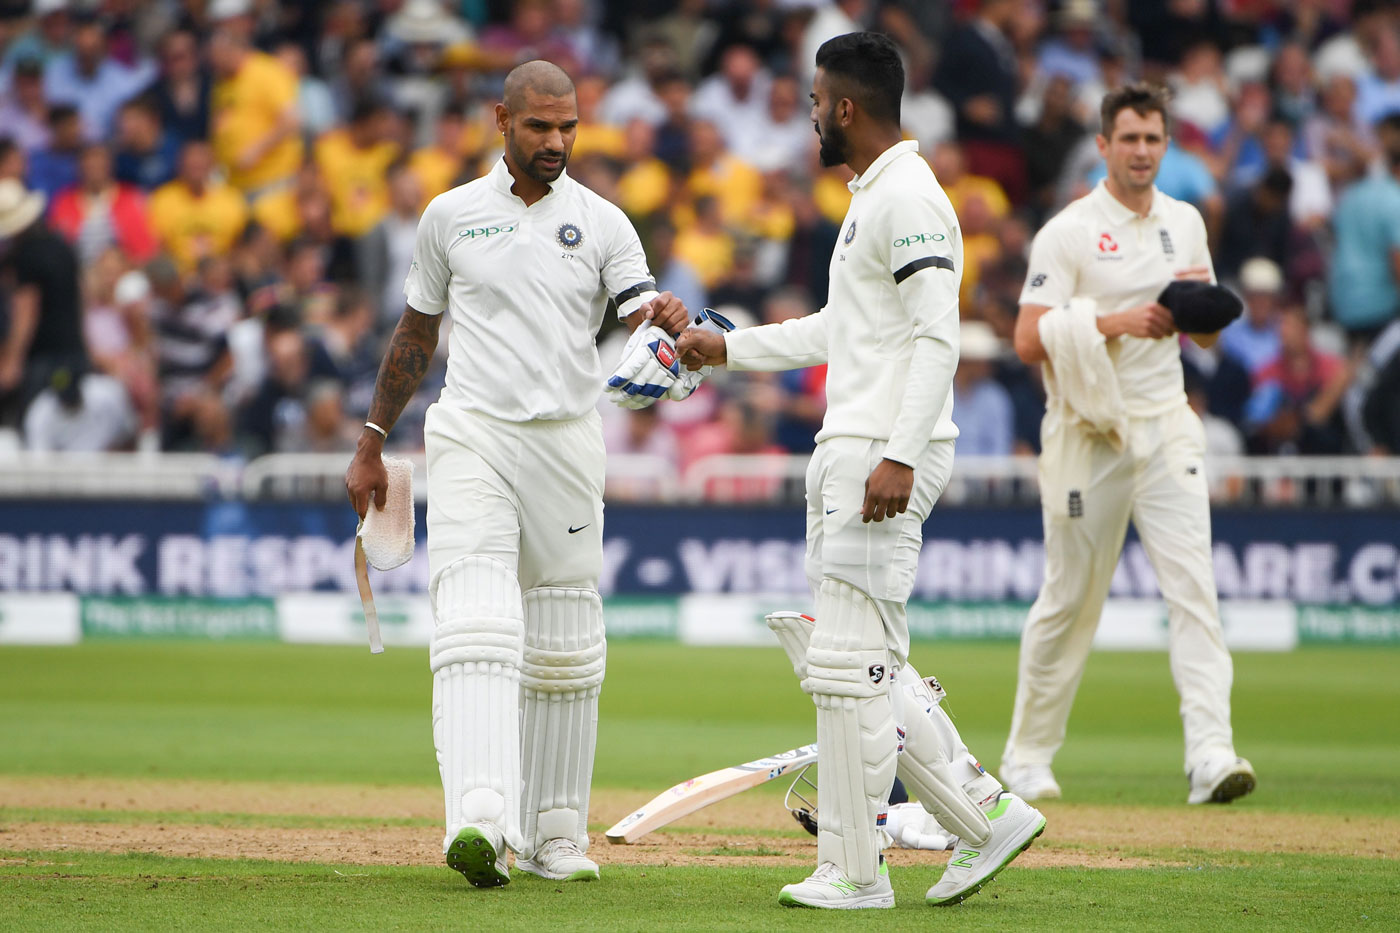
(886, 802, 956, 850)
(605, 323, 681, 409)
(667, 307, 736, 401)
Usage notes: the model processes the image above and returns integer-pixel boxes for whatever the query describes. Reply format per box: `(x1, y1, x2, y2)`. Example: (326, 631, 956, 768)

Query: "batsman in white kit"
(1002, 83, 1255, 806)
(678, 32, 1044, 910)
(345, 61, 694, 888)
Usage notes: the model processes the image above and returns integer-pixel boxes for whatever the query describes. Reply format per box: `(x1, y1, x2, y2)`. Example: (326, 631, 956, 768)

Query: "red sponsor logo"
(1098, 233, 1118, 253)
(655, 342, 677, 368)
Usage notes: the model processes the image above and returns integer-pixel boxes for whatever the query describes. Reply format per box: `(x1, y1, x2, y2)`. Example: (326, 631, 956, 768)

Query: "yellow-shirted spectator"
(680, 120, 761, 229)
(748, 170, 796, 241)
(813, 167, 854, 226)
(314, 100, 401, 237)
(956, 188, 1006, 307)
(673, 195, 734, 287)
(409, 110, 467, 210)
(209, 29, 303, 195)
(618, 119, 672, 218)
(149, 142, 249, 272)
(252, 164, 325, 242)
(931, 141, 1010, 226)
(571, 76, 626, 161)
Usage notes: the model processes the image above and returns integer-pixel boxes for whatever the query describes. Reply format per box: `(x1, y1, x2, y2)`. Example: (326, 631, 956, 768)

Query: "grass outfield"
(1, 641, 1397, 930)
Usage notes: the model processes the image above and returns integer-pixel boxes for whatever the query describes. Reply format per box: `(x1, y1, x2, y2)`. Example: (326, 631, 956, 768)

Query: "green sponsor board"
(603, 597, 680, 639)
(907, 601, 1031, 640)
(1297, 605, 1400, 644)
(81, 597, 278, 640)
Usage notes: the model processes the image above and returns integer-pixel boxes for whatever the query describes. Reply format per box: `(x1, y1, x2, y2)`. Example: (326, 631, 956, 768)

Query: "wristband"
(364, 421, 388, 439)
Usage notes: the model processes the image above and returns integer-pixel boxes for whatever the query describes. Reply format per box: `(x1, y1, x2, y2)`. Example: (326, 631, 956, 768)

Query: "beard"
(508, 133, 568, 183)
(816, 120, 849, 168)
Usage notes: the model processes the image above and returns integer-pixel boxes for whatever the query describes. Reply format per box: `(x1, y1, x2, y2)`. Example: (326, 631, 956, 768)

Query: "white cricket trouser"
(803, 436, 956, 664)
(1004, 403, 1236, 776)
(425, 403, 605, 591)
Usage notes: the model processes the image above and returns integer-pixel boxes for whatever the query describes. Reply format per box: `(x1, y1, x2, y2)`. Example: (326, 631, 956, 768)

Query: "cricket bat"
(604, 743, 818, 844)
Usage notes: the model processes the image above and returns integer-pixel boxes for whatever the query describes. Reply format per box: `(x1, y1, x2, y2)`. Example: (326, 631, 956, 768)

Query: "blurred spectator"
(603, 406, 681, 500)
(1035, 0, 1102, 89)
(782, 179, 840, 306)
(275, 40, 337, 141)
(42, 11, 155, 141)
(236, 315, 338, 455)
(328, 37, 390, 125)
(709, 240, 767, 315)
(650, 70, 694, 173)
(409, 108, 469, 210)
(571, 75, 625, 161)
(952, 321, 1014, 457)
(149, 30, 210, 147)
(1170, 40, 1231, 137)
(0, 178, 86, 424)
(150, 254, 234, 450)
(674, 194, 733, 289)
(648, 0, 720, 81)
(22, 366, 137, 452)
(149, 141, 249, 273)
(1354, 23, 1400, 129)
(1220, 258, 1285, 375)
(360, 162, 424, 330)
(932, 141, 1010, 226)
(554, 0, 620, 79)
(208, 27, 302, 196)
(617, 118, 670, 218)
(0, 138, 23, 183)
(682, 119, 761, 230)
(801, 0, 871, 84)
(1180, 335, 1254, 432)
(2, 0, 72, 69)
(113, 96, 180, 191)
(933, 0, 1027, 204)
(26, 104, 83, 202)
(757, 288, 825, 455)
(1328, 114, 1400, 341)
(1304, 72, 1372, 189)
(317, 288, 379, 395)
(1186, 375, 1244, 459)
(85, 264, 159, 438)
(49, 143, 157, 266)
(599, 36, 676, 127)
(648, 217, 707, 318)
(478, 0, 580, 77)
(1244, 306, 1351, 454)
(1361, 318, 1400, 453)
(691, 43, 771, 160)
(1269, 41, 1317, 127)
(0, 58, 52, 154)
(314, 97, 400, 237)
(740, 73, 816, 171)
(1260, 117, 1332, 232)
(1216, 166, 1293, 281)
(684, 397, 787, 501)
(1022, 74, 1086, 219)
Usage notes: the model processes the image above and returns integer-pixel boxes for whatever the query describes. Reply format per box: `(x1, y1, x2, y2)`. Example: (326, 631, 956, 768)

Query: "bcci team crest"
(844, 217, 858, 246)
(557, 222, 584, 249)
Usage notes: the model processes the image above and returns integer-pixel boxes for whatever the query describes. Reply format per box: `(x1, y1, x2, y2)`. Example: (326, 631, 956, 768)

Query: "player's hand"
(862, 459, 913, 523)
(1103, 303, 1176, 340)
(1174, 266, 1213, 283)
(605, 324, 681, 409)
(676, 329, 727, 370)
(637, 290, 688, 335)
(345, 434, 389, 520)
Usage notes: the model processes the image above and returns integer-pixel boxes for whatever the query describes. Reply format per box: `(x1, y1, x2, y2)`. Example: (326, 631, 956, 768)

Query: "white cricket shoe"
(446, 822, 510, 887)
(778, 859, 895, 909)
(1000, 760, 1062, 801)
(927, 793, 1045, 906)
(1188, 752, 1256, 805)
(515, 838, 600, 882)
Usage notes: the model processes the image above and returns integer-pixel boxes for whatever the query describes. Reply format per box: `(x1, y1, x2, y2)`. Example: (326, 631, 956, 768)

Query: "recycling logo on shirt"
(557, 222, 585, 249)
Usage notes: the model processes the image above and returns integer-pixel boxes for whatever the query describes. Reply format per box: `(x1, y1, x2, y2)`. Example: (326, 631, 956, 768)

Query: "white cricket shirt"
(724, 141, 961, 465)
(1020, 181, 1214, 417)
(404, 158, 658, 422)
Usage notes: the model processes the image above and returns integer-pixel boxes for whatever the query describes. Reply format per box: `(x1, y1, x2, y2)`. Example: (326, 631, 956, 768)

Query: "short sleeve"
(403, 197, 451, 315)
(885, 192, 958, 286)
(600, 205, 658, 318)
(1019, 216, 1078, 307)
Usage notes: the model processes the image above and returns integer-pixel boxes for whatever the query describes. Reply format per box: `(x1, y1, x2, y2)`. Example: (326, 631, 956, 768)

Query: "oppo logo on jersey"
(893, 232, 946, 247)
(458, 225, 516, 239)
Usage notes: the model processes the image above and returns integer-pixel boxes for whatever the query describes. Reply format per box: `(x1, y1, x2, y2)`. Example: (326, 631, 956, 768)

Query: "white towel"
(358, 455, 415, 570)
(1037, 296, 1127, 450)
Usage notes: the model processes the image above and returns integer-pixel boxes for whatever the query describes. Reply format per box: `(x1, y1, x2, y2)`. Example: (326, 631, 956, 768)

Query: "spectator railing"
(0, 452, 1397, 507)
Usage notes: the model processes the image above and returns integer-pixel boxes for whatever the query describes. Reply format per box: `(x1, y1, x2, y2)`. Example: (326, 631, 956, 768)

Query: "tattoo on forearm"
(367, 310, 440, 433)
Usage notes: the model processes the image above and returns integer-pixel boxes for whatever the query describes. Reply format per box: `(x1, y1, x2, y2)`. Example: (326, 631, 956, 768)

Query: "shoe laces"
(809, 862, 846, 884)
(537, 837, 584, 861)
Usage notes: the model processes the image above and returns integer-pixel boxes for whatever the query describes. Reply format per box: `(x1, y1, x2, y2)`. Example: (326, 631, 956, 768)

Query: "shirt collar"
(1093, 179, 1161, 225)
(848, 139, 919, 192)
(489, 156, 571, 199)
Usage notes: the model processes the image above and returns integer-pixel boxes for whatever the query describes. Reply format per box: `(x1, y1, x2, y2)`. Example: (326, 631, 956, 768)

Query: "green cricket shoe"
(779, 857, 895, 909)
(926, 792, 1045, 906)
(446, 823, 510, 888)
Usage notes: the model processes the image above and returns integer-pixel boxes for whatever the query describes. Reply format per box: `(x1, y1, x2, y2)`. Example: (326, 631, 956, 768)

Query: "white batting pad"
(430, 555, 525, 854)
(359, 455, 415, 570)
(765, 610, 816, 679)
(520, 587, 606, 857)
(804, 578, 897, 885)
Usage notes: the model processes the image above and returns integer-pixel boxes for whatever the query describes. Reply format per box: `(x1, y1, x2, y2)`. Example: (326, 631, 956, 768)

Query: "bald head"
(503, 60, 576, 112)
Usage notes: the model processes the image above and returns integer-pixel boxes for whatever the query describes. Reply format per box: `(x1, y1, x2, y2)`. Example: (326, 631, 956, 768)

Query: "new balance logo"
(1029, 273, 1047, 288)
(828, 878, 859, 894)
(1068, 489, 1083, 518)
(950, 849, 980, 869)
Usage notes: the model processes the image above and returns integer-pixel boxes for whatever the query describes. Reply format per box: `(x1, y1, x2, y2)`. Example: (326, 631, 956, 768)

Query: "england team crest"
(557, 222, 584, 249)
